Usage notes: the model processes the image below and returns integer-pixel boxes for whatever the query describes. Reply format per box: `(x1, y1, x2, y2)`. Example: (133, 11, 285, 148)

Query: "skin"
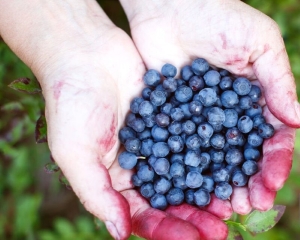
(0, 0, 299, 239)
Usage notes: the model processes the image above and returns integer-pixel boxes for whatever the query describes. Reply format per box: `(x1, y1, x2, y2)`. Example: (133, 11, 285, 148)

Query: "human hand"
(0, 1, 229, 239)
(120, 0, 300, 214)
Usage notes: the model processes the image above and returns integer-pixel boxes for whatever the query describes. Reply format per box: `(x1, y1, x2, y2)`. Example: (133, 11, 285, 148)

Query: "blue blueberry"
(247, 131, 263, 147)
(137, 128, 151, 140)
(219, 69, 230, 77)
(252, 114, 266, 129)
(245, 103, 262, 118)
(210, 149, 224, 164)
(210, 134, 225, 149)
(189, 100, 203, 116)
(163, 77, 178, 92)
(258, 123, 275, 138)
(223, 109, 238, 128)
(168, 135, 184, 153)
(184, 150, 201, 167)
(155, 113, 170, 127)
(248, 85, 262, 102)
(132, 174, 143, 187)
(129, 117, 146, 133)
(142, 87, 152, 100)
(118, 126, 136, 144)
(150, 89, 167, 106)
(125, 138, 141, 153)
(194, 189, 211, 206)
(181, 65, 194, 81)
(166, 188, 185, 205)
(140, 182, 155, 198)
(170, 153, 185, 164)
(118, 151, 138, 169)
(172, 176, 188, 190)
(130, 97, 144, 114)
(242, 160, 258, 176)
(139, 100, 154, 117)
(232, 170, 248, 187)
(161, 63, 177, 77)
(189, 76, 205, 91)
(220, 90, 239, 108)
(186, 171, 203, 188)
(125, 113, 136, 126)
(203, 70, 221, 86)
(143, 69, 161, 87)
(137, 164, 155, 182)
(238, 115, 254, 133)
(225, 148, 244, 166)
(191, 58, 210, 75)
(140, 139, 154, 157)
(179, 103, 193, 119)
(233, 77, 252, 96)
(239, 96, 252, 109)
(219, 76, 233, 90)
(160, 102, 173, 116)
(148, 155, 157, 168)
(200, 152, 211, 165)
(170, 107, 185, 121)
(142, 114, 156, 128)
(186, 134, 202, 150)
(201, 176, 215, 192)
(182, 120, 196, 135)
(244, 148, 261, 161)
(225, 127, 243, 145)
(152, 142, 170, 157)
(198, 88, 218, 106)
(207, 107, 225, 125)
(185, 189, 195, 205)
(151, 125, 169, 142)
(214, 182, 233, 200)
(191, 115, 205, 125)
(154, 177, 172, 194)
(168, 121, 182, 135)
(213, 168, 230, 182)
(150, 193, 168, 210)
(175, 85, 193, 103)
(170, 162, 185, 178)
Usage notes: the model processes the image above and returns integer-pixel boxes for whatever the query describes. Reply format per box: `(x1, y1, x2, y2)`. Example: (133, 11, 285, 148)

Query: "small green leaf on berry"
(35, 114, 47, 143)
(226, 224, 244, 240)
(244, 205, 286, 234)
(8, 77, 41, 94)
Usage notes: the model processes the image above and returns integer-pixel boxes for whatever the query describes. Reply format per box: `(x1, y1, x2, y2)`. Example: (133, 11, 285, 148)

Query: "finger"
(122, 190, 201, 240)
(166, 204, 228, 240)
(248, 172, 276, 211)
(252, 40, 300, 128)
(230, 186, 252, 215)
(57, 157, 132, 240)
(202, 194, 233, 220)
(261, 107, 296, 190)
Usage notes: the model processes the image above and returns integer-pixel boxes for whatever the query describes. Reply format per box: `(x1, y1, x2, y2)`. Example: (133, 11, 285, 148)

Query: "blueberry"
(137, 128, 151, 140)
(189, 76, 205, 91)
(189, 100, 203, 116)
(258, 123, 275, 138)
(150, 193, 168, 210)
(140, 182, 155, 198)
(191, 58, 210, 75)
(242, 160, 258, 176)
(248, 85, 262, 102)
(118, 151, 138, 170)
(220, 90, 239, 108)
(170, 107, 185, 121)
(132, 174, 143, 187)
(194, 189, 211, 206)
(148, 155, 157, 168)
(129, 117, 146, 133)
(140, 139, 154, 157)
(233, 77, 252, 96)
(219, 76, 233, 90)
(170, 96, 181, 107)
(201, 176, 215, 192)
(219, 69, 230, 77)
(154, 177, 172, 194)
(244, 148, 261, 161)
(214, 182, 233, 200)
(185, 189, 195, 205)
(166, 188, 185, 205)
(172, 176, 188, 190)
(226, 127, 243, 145)
(168, 121, 182, 135)
(163, 77, 178, 92)
(170, 162, 185, 178)
(210, 134, 225, 149)
(232, 170, 248, 187)
(142, 114, 156, 128)
(200, 152, 211, 165)
(191, 115, 205, 125)
(124, 138, 141, 153)
(225, 148, 243, 166)
(239, 96, 252, 110)
(197, 123, 214, 140)
(152, 142, 170, 157)
(143, 69, 161, 87)
(142, 87, 152, 100)
(181, 65, 194, 81)
(130, 97, 144, 113)
(182, 120, 196, 135)
(207, 107, 225, 125)
(184, 150, 201, 167)
(186, 171, 203, 188)
(175, 85, 193, 103)
(198, 88, 218, 106)
(155, 113, 170, 127)
(223, 109, 238, 128)
(161, 63, 177, 77)
(179, 103, 193, 119)
(252, 114, 266, 129)
(245, 103, 262, 118)
(118, 126, 136, 144)
(168, 135, 184, 153)
(238, 115, 253, 133)
(247, 131, 263, 147)
(150, 89, 167, 106)
(203, 70, 221, 86)
(210, 149, 224, 163)
(160, 103, 173, 116)
(213, 168, 230, 182)
(137, 164, 155, 182)
(139, 100, 154, 117)
(151, 125, 169, 142)
(170, 153, 185, 164)
(186, 134, 202, 150)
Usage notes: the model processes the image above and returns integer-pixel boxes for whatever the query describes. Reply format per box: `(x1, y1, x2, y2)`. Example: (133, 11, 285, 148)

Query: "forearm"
(0, 0, 113, 75)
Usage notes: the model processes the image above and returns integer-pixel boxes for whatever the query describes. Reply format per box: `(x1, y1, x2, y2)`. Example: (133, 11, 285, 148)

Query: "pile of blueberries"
(118, 58, 275, 210)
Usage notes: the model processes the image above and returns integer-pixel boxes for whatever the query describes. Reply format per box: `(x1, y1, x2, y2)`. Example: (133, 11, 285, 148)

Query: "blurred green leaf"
(227, 224, 244, 240)
(244, 205, 286, 234)
(8, 77, 41, 94)
(35, 114, 47, 143)
(54, 218, 76, 238)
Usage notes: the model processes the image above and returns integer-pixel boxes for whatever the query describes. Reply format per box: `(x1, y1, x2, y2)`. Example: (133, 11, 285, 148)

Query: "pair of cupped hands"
(4, 0, 300, 239)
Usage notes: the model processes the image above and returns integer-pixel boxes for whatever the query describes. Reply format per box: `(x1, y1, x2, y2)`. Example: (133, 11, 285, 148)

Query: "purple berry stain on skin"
(98, 113, 117, 153)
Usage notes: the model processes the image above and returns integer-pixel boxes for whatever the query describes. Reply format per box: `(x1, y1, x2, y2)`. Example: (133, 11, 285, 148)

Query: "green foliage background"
(0, 0, 300, 239)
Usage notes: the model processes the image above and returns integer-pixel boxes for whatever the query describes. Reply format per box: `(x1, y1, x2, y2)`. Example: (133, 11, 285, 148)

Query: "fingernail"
(105, 221, 120, 240)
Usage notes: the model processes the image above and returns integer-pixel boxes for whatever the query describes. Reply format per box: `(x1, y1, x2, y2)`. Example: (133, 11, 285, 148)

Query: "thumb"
(252, 38, 300, 128)
(59, 158, 131, 240)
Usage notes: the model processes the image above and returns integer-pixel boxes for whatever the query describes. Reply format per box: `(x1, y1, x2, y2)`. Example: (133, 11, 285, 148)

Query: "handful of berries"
(118, 58, 275, 210)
